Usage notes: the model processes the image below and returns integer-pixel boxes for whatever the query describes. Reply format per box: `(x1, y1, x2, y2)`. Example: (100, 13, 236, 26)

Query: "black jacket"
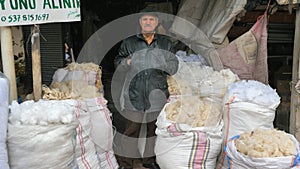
(114, 33, 178, 112)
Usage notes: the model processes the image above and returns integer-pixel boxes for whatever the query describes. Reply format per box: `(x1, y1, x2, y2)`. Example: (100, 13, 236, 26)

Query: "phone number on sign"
(1, 14, 49, 23)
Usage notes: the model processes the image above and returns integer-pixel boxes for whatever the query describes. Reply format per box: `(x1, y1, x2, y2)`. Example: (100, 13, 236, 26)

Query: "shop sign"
(0, 0, 80, 26)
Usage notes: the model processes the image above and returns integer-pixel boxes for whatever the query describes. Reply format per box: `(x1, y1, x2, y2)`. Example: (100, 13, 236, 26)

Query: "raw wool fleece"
(164, 96, 222, 127)
(0, 76, 9, 169)
(225, 133, 300, 169)
(167, 62, 239, 98)
(155, 104, 223, 169)
(48, 62, 103, 100)
(74, 97, 118, 169)
(7, 100, 79, 169)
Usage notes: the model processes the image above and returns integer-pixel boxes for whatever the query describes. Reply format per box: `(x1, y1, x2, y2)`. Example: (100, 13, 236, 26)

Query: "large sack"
(225, 133, 300, 169)
(155, 104, 223, 169)
(0, 74, 9, 169)
(52, 62, 102, 87)
(47, 62, 103, 100)
(8, 123, 78, 169)
(218, 12, 268, 84)
(217, 80, 281, 169)
(8, 100, 78, 169)
(222, 80, 280, 140)
(74, 97, 117, 169)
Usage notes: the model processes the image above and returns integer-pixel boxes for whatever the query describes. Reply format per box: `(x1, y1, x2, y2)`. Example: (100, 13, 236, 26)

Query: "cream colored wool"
(235, 128, 297, 158)
(164, 96, 222, 127)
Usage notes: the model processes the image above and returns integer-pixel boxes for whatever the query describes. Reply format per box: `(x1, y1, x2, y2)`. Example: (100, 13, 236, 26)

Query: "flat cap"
(139, 7, 159, 18)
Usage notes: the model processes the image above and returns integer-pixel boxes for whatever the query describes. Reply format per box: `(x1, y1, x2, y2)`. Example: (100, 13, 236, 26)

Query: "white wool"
(9, 100, 77, 125)
(227, 80, 280, 108)
(175, 50, 208, 65)
(168, 62, 239, 97)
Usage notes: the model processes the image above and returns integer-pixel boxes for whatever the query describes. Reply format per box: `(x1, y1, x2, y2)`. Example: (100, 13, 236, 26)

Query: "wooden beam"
(31, 25, 42, 101)
(0, 27, 18, 103)
(290, 9, 300, 140)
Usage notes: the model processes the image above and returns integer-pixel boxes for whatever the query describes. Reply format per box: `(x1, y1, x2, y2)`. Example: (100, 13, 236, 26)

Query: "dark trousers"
(116, 110, 159, 168)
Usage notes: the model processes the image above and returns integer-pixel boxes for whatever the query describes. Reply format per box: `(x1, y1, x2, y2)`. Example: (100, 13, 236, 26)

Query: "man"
(114, 9, 178, 169)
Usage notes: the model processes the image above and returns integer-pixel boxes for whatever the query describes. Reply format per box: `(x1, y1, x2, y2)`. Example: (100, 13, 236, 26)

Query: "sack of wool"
(8, 100, 78, 169)
(0, 73, 9, 169)
(45, 63, 104, 100)
(217, 80, 281, 169)
(225, 128, 300, 169)
(155, 103, 223, 169)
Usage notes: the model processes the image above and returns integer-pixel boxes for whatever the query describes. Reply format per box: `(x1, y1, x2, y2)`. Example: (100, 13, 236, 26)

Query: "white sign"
(0, 0, 81, 26)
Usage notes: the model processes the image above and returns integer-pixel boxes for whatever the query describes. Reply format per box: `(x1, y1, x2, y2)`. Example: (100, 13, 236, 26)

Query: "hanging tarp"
(170, 0, 247, 45)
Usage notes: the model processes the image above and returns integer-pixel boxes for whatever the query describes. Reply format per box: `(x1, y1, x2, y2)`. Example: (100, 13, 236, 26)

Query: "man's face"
(139, 14, 158, 33)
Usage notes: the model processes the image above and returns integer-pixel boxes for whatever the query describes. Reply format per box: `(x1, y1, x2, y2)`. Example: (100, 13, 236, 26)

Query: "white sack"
(155, 105, 223, 169)
(223, 100, 276, 141)
(8, 99, 78, 169)
(0, 76, 9, 169)
(223, 80, 280, 140)
(8, 122, 78, 169)
(52, 69, 98, 86)
(74, 97, 117, 169)
(225, 134, 300, 169)
(97, 150, 119, 169)
(217, 80, 281, 169)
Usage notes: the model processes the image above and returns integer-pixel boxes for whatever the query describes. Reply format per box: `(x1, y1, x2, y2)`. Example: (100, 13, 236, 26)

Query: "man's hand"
(127, 58, 131, 65)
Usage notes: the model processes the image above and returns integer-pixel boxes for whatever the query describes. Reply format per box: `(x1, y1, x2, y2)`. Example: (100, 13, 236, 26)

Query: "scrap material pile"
(7, 62, 118, 169)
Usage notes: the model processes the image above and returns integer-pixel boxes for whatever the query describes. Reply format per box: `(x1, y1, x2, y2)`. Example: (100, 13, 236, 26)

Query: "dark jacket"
(114, 33, 178, 112)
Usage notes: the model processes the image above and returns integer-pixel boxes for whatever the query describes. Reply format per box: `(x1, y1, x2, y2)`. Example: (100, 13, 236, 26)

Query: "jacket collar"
(136, 33, 158, 41)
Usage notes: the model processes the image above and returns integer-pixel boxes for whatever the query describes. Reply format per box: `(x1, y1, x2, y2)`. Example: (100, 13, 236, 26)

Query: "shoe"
(118, 167, 133, 169)
(142, 162, 160, 169)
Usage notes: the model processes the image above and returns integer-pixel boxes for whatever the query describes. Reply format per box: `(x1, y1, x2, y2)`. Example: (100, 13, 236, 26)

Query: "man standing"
(114, 9, 178, 169)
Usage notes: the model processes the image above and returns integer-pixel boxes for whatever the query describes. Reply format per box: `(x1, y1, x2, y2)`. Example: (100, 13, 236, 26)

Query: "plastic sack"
(73, 97, 117, 169)
(155, 105, 223, 169)
(225, 134, 300, 169)
(0, 73, 9, 169)
(8, 122, 78, 169)
(218, 12, 268, 84)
